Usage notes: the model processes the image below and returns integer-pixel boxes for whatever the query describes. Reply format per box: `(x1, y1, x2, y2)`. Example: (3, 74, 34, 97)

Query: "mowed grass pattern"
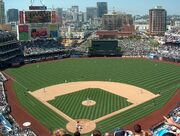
(48, 88, 131, 120)
(5, 59, 180, 134)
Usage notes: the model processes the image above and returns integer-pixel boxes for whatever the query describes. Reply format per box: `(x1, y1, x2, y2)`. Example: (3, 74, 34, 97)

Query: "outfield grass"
(48, 88, 131, 120)
(5, 58, 180, 134)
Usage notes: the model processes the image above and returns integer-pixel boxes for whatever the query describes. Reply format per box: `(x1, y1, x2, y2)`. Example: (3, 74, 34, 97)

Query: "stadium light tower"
(30, 0, 45, 6)
(29, 0, 47, 10)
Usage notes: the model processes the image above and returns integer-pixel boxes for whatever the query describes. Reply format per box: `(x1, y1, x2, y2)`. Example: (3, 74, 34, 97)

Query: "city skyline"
(3, 0, 180, 15)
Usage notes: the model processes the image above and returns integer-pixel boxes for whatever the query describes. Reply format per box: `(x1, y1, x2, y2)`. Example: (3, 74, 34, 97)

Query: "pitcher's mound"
(66, 119, 96, 134)
(82, 100, 96, 106)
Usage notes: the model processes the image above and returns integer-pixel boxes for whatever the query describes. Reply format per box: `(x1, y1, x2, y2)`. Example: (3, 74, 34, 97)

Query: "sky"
(3, 0, 180, 15)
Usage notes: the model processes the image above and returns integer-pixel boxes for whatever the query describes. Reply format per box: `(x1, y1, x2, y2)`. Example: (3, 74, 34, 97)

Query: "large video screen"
(31, 28, 48, 38)
(25, 11, 51, 23)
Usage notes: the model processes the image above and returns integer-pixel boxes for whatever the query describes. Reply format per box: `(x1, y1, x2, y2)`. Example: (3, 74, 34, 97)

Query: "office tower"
(7, 8, 19, 22)
(56, 8, 63, 18)
(0, 0, 5, 24)
(86, 7, 97, 21)
(71, 6, 79, 13)
(97, 2, 108, 18)
(56, 8, 63, 24)
(149, 6, 167, 36)
(71, 6, 79, 22)
(78, 12, 84, 22)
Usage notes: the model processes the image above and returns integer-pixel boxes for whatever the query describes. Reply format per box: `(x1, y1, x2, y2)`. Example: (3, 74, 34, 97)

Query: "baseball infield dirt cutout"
(29, 81, 159, 134)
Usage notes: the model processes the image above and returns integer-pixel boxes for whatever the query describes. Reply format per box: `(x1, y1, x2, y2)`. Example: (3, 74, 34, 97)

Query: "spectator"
(163, 116, 180, 129)
(104, 132, 112, 136)
(114, 128, 125, 136)
(133, 124, 149, 136)
(54, 128, 66, 136)
(74, 131, 80, 136)
(162, 132, 176, 136)
(92, 130, 102, 136)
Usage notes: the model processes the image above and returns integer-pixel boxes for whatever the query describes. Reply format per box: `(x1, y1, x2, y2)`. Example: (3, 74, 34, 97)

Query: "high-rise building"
(56, 8, 63, 25)
(78, 12, 84, 22)
(71, 6, 79, 22)
(71, 6, 79, 13)
(56, 8, 63, 18)
(86, 7, 97, 21)
(83, 12, 87, 22)
(97, 2, 108, 18)
(0, 0, 5, 24)
(7, 8, 19, 22)
(149, 6, 167, 36)
(175, 21, 180, 27)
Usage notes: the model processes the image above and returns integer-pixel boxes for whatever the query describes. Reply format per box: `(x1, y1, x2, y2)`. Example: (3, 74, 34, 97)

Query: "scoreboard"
(89, 40, 122, 57)
(25, 11, 51, 23)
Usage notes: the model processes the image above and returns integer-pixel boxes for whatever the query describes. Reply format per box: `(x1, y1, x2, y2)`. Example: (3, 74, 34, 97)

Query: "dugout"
(88, 40, 122, 57)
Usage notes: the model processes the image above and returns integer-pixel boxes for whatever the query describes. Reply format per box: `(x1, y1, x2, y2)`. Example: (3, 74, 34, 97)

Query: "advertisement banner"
(18, 25, 29, 41)
(48, 24, 58, 31)
(51, 11, 57, 23)
(50, 31, 58, 38)
(48, 24, 58, 38)
(19, 11, 24, 24)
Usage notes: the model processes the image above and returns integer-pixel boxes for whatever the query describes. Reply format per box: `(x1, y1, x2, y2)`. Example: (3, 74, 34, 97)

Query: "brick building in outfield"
(97, 12, 135, 38)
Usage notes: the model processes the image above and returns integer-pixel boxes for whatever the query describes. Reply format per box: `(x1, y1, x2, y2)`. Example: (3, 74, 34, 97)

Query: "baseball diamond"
(5, 58, 180, 135)
(29, 82, 158, 134)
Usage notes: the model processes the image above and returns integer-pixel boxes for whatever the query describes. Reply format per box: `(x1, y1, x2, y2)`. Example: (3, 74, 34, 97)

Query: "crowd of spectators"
(156, 44, 180, 61)
(0, 30, 16, 43)
(0, 30, 22, 68)
(165, 27, 180, 43)
(19, 39, 73, 63)
(119, 38, 154, 57)
(118, 37, 180, 63)
(1, 35, 178, 66)
(0, 73, 6, 82)
(0, 72, 7, 107)
(0, 82, 6, 106)
(0, 72, 37, 136)
(151, 106, 180, 136)
(21, 39, 64, 56)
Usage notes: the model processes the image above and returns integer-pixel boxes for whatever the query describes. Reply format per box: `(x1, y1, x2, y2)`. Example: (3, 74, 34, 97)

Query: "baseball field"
(5, 58, 180, 135)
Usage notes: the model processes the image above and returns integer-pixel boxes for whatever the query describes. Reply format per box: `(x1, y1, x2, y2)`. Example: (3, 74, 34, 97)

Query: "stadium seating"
(0, 73, 37, 135)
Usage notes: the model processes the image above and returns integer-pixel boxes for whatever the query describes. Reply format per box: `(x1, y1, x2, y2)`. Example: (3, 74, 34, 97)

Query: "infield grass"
(48, 88, 131, 120)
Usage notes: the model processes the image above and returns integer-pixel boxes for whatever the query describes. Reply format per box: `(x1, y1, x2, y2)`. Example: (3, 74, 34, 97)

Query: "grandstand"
(21, 39, 68, 63)
(0, 72, 38, 135)
(0, 30, 23, 68)
(165, 27, 180, 43)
